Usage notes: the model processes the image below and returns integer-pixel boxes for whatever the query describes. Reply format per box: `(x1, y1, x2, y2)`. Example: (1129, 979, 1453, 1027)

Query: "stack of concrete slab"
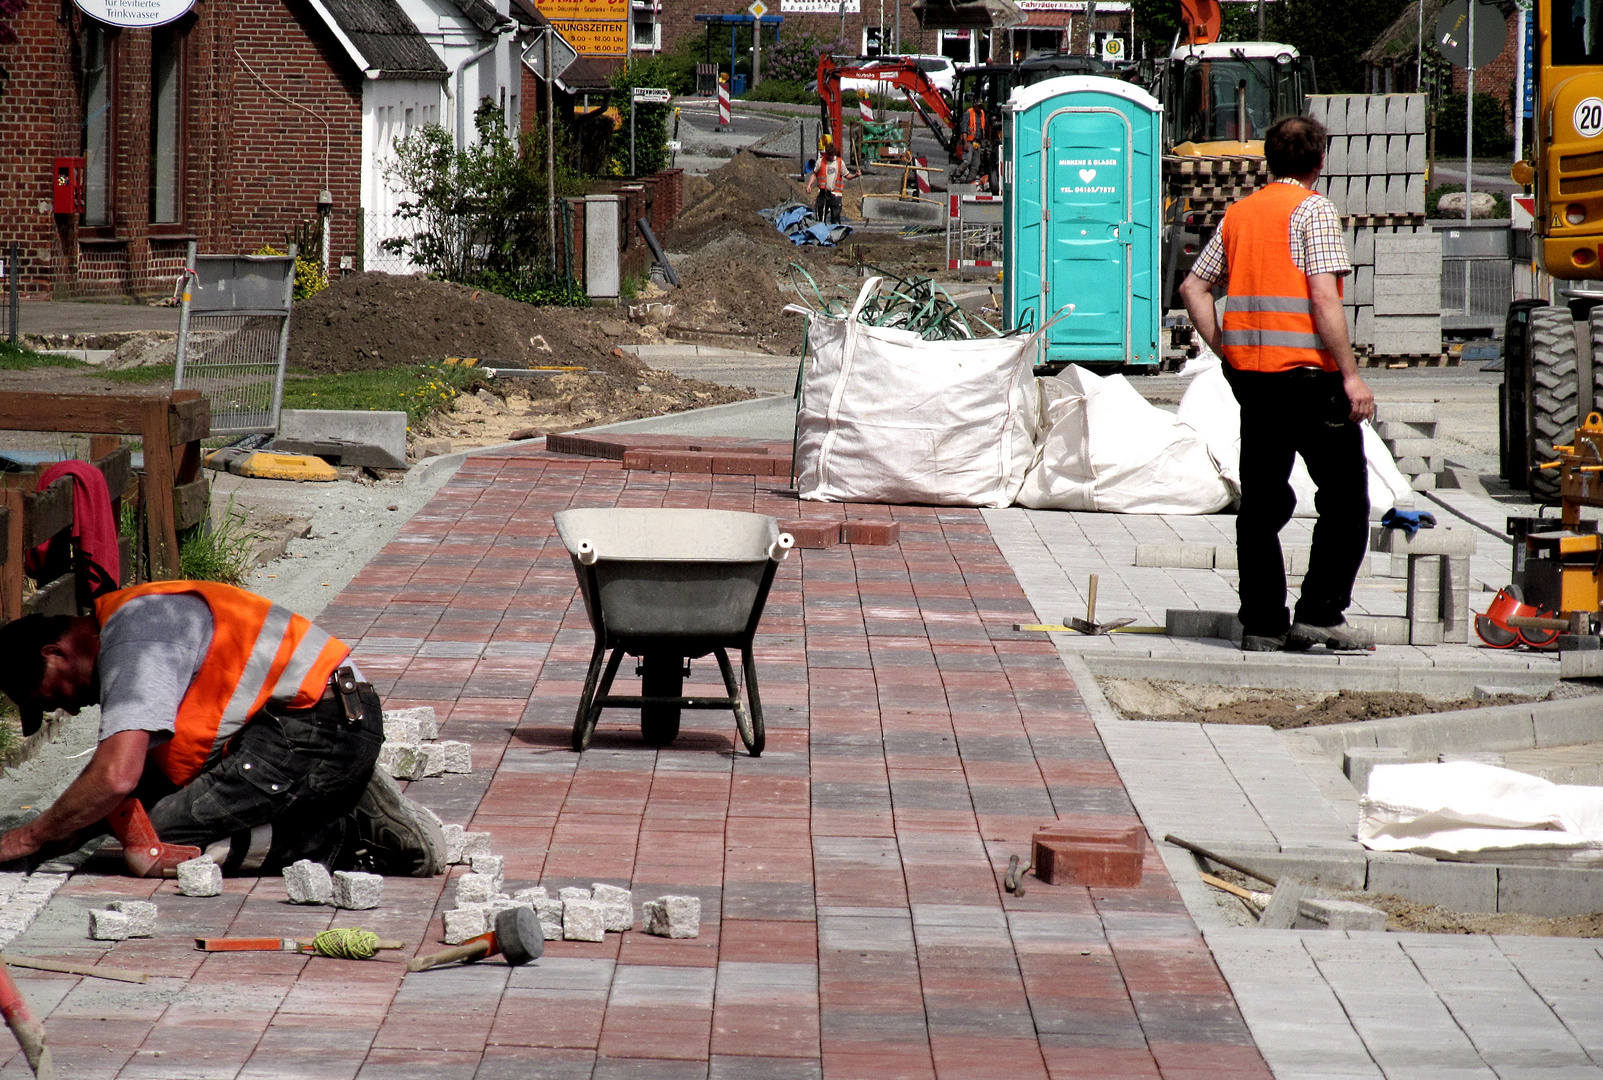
(1371, 523, 1474, 644)
(1371, 232, 1443, 356)
(1305, 94, 1426, 217)
(1372, 402, 1441, 491)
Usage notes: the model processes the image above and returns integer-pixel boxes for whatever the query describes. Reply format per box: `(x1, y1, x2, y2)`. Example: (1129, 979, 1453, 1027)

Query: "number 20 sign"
(1577, 97, 1603, 140)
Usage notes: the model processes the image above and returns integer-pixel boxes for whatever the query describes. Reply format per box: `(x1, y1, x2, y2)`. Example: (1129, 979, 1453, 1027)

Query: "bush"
(765, 33, 843, 83)
(610, 59, 675, 175)
(382, 112, 586, 302)
(742, 78, 817, 105)
(253, 244, 327, 301)
(1435, 92, 1513, 157)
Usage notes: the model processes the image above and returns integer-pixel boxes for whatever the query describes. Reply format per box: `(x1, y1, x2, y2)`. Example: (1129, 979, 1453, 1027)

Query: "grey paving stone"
(1365, 854, 1499, 913)
(709, 1056, 822, 1080)
(714, 962, 817, 1004)
(592, 1059, 709, 1080)
(1497, 865, 1603, 918)
(720, 881, 816, 921)
(607, 964, 715, 1009)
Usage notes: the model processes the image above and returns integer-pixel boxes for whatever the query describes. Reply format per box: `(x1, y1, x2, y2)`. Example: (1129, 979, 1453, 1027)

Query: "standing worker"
(805, 138, 857, 225)
(1178, 114, 1376, 654)
(961, 100, 990, 189)
(0, 581, 445, 875)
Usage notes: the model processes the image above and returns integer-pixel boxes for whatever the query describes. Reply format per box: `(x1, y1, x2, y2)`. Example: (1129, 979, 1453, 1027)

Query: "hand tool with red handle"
(407, 907, 542, 972)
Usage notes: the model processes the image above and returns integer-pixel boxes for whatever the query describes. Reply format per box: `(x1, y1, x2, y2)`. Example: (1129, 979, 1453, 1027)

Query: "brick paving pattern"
(3, 447, 1269, 1079)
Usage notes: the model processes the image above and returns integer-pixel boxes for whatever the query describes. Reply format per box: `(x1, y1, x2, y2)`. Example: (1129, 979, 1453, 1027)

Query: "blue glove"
(1381, 508, 1438, 537)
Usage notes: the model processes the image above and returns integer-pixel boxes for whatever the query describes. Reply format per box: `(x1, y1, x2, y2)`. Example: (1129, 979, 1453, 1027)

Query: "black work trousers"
(1224, 364, 1369, 637)
(815, 190, 843, 224)
(135, 683, 383, 873)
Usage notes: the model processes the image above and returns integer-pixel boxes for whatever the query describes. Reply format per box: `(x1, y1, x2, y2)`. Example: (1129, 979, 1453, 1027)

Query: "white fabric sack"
(1359, 761, 1603, 864)
(1017, 365, 1234, 514)
(1175, 349, 1415, 518)
(794, 278, 1041, 508)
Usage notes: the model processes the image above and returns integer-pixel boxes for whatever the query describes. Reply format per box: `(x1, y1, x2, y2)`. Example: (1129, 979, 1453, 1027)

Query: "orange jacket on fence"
(94, 582, 351, 785)
(1218, 182, 1343, 374)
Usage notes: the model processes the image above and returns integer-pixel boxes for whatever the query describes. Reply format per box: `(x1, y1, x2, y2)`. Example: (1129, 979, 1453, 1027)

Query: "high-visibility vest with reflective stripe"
(815, 158, 847, 195)
(94, 582, 351, 785)
(1218, 181, 1343, 374)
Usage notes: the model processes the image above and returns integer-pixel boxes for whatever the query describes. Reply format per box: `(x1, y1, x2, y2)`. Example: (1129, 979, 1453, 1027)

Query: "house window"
(150, 27, 182, 223)
(631, 3, 660, 51)
(863, 25, 884, 56)
(82, 25, 112, 226)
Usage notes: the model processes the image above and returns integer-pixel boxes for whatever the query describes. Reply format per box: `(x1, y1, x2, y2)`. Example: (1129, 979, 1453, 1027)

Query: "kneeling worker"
(0, 581, 444, 876)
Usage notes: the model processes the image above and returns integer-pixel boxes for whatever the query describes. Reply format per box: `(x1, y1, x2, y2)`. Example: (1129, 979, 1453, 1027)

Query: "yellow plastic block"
(235, 452, 338, 482)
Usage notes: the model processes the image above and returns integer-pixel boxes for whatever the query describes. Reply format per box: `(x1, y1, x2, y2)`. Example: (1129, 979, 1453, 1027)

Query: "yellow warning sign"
(550, 18, 627, 56)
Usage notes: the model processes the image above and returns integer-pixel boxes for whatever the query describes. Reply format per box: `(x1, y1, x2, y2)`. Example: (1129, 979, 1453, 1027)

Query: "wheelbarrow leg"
(741, 646, 766, 757)
(572, 644, 620, 753)
(715, 648, 763, 757)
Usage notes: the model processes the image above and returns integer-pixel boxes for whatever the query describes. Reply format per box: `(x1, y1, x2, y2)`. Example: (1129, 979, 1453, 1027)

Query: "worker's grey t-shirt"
(97, 594, 213, 745)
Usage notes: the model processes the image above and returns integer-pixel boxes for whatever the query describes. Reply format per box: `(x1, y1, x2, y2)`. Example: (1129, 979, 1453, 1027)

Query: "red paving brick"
(3, 445, 1271, 1080)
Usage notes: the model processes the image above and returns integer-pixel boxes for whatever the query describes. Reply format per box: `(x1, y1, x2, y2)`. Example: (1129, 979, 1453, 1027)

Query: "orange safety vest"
(94, 582, 351, 785)
(815, 157, 847, 195)
(1218, 181, 1343, 374)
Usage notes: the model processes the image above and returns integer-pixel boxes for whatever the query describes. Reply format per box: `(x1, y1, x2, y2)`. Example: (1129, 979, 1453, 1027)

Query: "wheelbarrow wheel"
(639, 654, 683, 747)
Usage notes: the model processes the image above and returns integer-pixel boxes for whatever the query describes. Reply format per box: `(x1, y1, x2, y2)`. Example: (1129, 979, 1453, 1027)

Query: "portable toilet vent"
(1004, 76, 1161, 369)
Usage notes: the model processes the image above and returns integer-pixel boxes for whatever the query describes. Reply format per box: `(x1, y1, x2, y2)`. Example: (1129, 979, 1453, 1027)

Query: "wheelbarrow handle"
(769, 534, 794, 562)
(577, 540, 598, 565)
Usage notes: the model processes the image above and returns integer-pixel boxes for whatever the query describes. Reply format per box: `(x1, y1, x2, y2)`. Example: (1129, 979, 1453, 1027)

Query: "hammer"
(107, 798, 201, 879)
(407, 907, 543, 973)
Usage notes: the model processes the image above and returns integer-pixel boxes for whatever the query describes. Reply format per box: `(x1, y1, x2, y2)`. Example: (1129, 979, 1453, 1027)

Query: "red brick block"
(841, 520, 900, 545)
(649, 451, 713, 474)
(621, 449, 653, 470)
(1031, 821, 1146, 887)
(710, 454, 776, 476)
(779, 520, 839, 549)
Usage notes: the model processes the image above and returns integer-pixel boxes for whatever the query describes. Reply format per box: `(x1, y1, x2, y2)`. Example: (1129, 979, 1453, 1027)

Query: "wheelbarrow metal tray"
(555, 508, 781, 639)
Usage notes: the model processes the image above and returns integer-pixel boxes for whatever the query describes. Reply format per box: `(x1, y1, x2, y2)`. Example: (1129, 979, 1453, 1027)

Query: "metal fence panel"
(1441, 256, 1512, 328)
(173, 243, 294, 435)
(1, 242, 17, 345)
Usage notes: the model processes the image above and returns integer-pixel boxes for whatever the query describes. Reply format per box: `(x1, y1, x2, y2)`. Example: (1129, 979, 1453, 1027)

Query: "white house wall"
(394, 0, 520, 147)
(361, 78, 444, 273)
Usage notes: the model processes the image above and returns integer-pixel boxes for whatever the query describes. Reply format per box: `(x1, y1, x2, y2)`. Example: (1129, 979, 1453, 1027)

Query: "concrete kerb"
(1278, 696, 1603, 761)
(1077, 653, 1561, 696)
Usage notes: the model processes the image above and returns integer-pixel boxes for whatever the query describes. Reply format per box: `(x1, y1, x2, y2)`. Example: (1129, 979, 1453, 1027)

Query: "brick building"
(1362, 0, 1520, 117)
(0, 0, 534, 298)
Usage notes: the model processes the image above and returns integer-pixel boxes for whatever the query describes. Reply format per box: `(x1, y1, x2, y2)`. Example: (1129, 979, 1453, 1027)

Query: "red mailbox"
(53, 157, 85, 215)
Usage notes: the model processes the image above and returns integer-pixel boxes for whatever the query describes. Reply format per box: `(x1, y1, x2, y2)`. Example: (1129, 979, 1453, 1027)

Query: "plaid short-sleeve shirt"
(1189, 178, 1352, 285)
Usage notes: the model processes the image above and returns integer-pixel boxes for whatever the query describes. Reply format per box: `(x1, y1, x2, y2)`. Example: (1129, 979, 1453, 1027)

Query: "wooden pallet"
(1360, 351, 1457, 368)
(1163, 155, 1270, 178)
(1341, 213, 1428, 228)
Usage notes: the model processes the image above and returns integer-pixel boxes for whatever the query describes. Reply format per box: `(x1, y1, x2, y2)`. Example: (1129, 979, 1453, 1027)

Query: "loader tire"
(1528, 305, 1580, 503)
(1592, 304, 1603, 425)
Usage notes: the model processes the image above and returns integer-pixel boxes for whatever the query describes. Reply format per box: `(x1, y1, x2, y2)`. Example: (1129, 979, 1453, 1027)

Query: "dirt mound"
(1102, 679, 1536, 730)
(288, 272, 641, 375)
(667, 152, 811, 254)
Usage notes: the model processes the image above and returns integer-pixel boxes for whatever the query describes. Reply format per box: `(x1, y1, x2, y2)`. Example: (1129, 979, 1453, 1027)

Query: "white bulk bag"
(1175, 350, 1415, 517)
(793, 278, 1042, 508)
(1017, 365, 1234, 514)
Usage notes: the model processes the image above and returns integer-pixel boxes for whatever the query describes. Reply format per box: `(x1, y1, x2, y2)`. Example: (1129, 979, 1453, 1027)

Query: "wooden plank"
(0, 489, 23, 621)
(0, 505, 8, 567)
(140, 399, 180, 580)
(93, 446, 133, 502)
(22, 574, 75, 618)
(173, 478, 209, 533)
(168, 396, 211, 447)
(0, 393, 151, 436)
(25, 477, 74, 549)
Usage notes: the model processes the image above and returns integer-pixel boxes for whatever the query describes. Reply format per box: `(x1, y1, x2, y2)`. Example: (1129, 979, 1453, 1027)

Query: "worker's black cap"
(0, 615, 69, 737)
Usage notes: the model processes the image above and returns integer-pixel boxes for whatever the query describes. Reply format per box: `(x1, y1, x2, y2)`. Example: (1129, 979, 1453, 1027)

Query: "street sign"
(748, 0, 768, 17)
(73, 0, 195, 28)
(550, 18, 627, 56)
(632, 87, 671, 103)
(522, 28, 578, 81)
(1435, 0, 1504, 68)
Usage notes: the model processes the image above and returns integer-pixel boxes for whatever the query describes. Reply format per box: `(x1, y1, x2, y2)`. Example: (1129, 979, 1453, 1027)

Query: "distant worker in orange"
(805, 139, 857, 225)
(1178, 114, 1375, 655)
(961, 101, 990, 188)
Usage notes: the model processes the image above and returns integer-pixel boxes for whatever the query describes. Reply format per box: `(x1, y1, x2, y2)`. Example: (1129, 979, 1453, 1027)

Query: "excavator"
(1501, 0, 1603, 505)
(814, 53, 959, 170)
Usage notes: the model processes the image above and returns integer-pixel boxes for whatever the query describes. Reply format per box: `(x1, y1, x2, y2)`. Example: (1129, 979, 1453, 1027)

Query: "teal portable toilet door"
(1041, 107, 1131, 363)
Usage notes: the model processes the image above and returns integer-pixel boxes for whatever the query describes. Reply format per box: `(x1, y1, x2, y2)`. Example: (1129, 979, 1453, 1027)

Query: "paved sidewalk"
(0, 446, 1270, 1079)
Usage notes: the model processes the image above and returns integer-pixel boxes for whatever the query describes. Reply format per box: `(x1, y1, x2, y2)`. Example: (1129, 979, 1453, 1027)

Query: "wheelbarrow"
(554, 508, 794, 756)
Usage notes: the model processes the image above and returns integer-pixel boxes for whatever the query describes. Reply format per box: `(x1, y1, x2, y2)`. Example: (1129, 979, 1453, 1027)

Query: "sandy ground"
(1099, 678, 1541, 728)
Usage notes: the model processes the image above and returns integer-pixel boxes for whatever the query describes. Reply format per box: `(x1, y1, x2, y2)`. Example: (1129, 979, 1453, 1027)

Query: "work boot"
(348, 769, 446, 877)
(1240, 633, 1286, 652)
(1285, 620, 1375, 653)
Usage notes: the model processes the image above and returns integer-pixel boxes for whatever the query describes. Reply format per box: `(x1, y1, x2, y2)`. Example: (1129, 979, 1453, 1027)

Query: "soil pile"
(667, 152, 811, 253)
(288, 273, 643, 375)
(1103, 679, 1536, 730)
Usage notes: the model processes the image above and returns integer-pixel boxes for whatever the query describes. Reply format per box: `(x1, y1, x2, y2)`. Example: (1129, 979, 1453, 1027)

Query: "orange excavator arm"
(1180, 0, 1221, 44)
(815, 54, 957, 162)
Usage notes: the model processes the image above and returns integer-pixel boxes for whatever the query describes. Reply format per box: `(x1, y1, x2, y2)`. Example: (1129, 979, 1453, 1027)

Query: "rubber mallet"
(407, 907, 542, 972)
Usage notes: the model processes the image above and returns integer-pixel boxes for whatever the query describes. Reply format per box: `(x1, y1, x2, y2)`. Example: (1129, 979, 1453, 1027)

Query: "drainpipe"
(455, 38, 502, 148)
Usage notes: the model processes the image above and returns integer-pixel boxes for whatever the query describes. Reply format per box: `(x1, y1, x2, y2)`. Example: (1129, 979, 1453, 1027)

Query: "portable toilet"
(1005, 76, 1161, 369)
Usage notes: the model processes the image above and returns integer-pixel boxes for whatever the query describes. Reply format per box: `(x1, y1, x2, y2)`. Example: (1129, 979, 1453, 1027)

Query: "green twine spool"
(310, 928, 382, 960)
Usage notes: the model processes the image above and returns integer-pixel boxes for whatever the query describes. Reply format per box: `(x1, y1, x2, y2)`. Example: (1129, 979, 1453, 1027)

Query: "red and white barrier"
(859, 97, 873, 124)
(914, 157, 930, 195)
(718, 79, 731, 126)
